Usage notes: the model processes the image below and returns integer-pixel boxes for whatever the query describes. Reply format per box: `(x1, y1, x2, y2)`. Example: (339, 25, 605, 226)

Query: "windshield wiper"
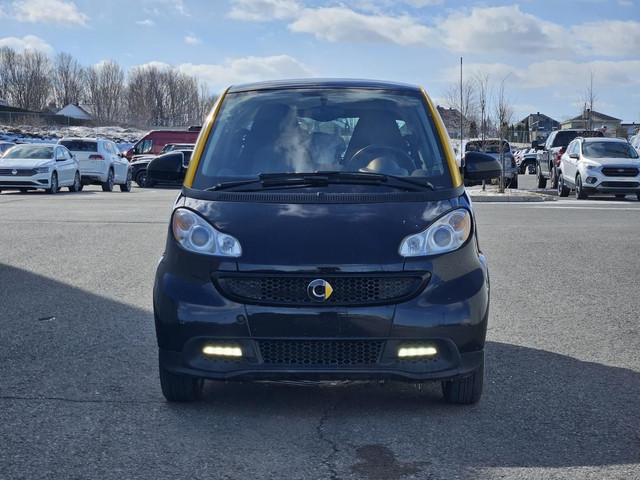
(207, 171, 435, 192)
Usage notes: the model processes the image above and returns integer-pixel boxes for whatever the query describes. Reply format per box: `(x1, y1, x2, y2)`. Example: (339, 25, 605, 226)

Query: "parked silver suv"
(557, 137, 640, 200)
(58, 137, 131, 192)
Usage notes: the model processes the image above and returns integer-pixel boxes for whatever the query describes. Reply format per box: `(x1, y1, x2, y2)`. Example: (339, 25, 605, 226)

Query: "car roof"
(227, 78, 423, 94)
(14, 142, 58, 148)
(578, 137, 630, 143)
(58, 137, 109, 142)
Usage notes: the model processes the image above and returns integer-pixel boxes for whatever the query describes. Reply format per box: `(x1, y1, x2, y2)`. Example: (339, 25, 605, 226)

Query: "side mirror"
(464, 151, 502, 182)
(569, 153, 579, 159)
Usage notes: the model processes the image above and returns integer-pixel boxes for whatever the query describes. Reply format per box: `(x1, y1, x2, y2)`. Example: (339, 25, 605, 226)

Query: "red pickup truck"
(123, 127, 200, 161)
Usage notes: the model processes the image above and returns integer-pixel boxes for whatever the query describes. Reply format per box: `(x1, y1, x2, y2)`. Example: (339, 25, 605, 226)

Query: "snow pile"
(0, 124, 149, 151)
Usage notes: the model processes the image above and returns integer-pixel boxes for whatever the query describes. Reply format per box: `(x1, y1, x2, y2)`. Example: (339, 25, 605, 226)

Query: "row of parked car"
(0, 138, 194, 194)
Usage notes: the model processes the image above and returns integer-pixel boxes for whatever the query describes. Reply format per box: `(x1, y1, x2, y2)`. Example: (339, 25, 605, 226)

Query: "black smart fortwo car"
(153, 79, 501, 404)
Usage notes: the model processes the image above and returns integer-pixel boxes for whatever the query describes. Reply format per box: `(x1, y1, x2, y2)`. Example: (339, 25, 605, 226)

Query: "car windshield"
(582, 141, 639, 159)
(59, 140, 97, 152)
(192, 87, 453, 190)
(2, 145, 54, 159)
(465, 140, 509, 154)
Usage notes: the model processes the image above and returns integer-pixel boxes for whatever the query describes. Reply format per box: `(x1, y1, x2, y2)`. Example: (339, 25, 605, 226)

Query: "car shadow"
(1, 264, 638, 479)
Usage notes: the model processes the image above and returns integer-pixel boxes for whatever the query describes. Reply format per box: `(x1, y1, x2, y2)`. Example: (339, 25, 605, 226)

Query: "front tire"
(442, 355, 484, 405)
(558, 174, 570, 197)
(615, 194, 626, 199)
(101, 169, 114, 192)
(119, 169, 132, 192)
(536, 165, 547, 188)
(135, 169, 154, 188)
(69, 171, 81, 192)
(46, 172, 58, 194)
(159, 364, 204, 402)
(576, 174, 588, 200)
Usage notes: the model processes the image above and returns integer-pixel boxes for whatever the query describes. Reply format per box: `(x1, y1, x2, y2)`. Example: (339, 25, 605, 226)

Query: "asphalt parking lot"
(0, 183, 639, 480)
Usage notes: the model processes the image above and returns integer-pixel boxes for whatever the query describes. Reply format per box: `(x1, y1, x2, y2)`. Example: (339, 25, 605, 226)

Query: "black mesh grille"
(600, 181, 639, 188)
(257, 340, 384, 365)
(601, 167, 639, 177)
(217, 275, 424, 306)
(0, 168, 37, 176)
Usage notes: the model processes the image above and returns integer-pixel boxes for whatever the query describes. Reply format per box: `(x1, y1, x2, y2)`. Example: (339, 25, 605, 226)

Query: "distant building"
(516, 112, 559, 142)
(436, 106, 470, 139)
(617, 123, 638, 139)
(560, 110, 622, 137)
(57, 103, 93, 120)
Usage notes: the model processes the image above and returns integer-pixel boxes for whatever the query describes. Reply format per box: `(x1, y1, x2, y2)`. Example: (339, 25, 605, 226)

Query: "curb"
(468, 189, 556, 203)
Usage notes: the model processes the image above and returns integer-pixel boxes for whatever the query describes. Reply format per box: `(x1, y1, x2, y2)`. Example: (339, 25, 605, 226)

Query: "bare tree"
(85, 60, 124, 124)
(493, 74, 515, 192)
(52, 52, 85, 108)
(0, 47, 52, 110)
(474, 72, 491, 143)
(441, 78, 477, 139)
(582, 65, 598, 132)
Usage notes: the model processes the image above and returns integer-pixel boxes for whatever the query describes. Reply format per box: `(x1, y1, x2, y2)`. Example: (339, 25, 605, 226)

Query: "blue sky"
(1, 0, 639, 124)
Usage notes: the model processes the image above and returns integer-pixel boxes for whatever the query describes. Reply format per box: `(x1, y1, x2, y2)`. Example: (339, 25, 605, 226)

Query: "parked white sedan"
(0, 143, 81, 194)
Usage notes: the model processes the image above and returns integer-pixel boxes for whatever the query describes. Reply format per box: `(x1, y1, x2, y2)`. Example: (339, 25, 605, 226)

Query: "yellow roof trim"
(183, 88, 229, 188)
(420, 87, 462, 188)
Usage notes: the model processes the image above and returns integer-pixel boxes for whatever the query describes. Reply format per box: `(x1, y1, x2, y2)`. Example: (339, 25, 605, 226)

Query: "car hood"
(182, 192, 464, 271)
(0, 159, 52, 168)
(584, 157, 640, 166)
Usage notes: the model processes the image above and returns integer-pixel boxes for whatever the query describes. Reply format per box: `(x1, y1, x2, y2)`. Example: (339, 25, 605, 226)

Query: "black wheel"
(508, 177, 518, 189)
(101, 169, 114, 192)
(442, 355, 484, 405)
(637, 193, 640, 201)
(550, 166, 558, 189)
(69, 171, 81, 192)
(558, 174, 570, 197)
(159, 364, 204, 402)
(576, 174, 588, 200)
(615, 194, 626, 199)
(135, 169, 154, 188)
(78, 184, 84, 191)
(46, 172, 58, 194)
(536, 165, 547, 188)
(528, 163, 536, 174)
(120, 169, 132, 192)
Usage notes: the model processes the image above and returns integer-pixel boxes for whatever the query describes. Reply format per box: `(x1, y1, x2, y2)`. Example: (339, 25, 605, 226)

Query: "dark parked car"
(132, 148, 193, 187)
(153, 79, 501, 405)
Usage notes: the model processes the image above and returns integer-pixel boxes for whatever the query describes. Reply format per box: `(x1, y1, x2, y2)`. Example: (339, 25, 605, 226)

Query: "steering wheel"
(345, 144, 416, 173)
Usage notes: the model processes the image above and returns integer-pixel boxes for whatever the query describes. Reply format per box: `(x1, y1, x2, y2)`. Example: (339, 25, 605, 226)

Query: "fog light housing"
(398, 346, 438, 357)
(586, 177, 597, 184)
(202, 345, 242, 357)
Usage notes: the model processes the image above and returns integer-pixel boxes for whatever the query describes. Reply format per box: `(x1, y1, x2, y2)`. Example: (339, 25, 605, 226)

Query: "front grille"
(600, 181, 639, 188)
(217, 274, 426, 306)
(601, 167, 639, 177)
(0, 168, 37, 176)
(257, 340, 384, 365)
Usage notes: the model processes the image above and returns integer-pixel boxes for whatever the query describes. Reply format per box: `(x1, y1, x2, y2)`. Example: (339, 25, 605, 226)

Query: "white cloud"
(572, 21, 640, 56)
(0, 35, 53, 53)
(289, 7, 439, 45)
(438, 6, 569, 55)
(10, 0, 89, 27)
(143, 0, 189, 17)
(441, 61, 640, 90)
(618, 0, 633, 6)
(228, 0, 300, 21)
(403, 0, 443, 6)
(185, 34, 202, 45)
(135, 19, 155, 27)
(176, 55, 315, 91)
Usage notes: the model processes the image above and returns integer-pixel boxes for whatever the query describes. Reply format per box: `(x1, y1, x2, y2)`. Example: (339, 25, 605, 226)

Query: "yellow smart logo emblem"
(307, 279, 333, 301)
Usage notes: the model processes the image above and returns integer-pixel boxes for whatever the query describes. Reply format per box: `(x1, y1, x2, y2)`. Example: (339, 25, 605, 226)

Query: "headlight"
(585, 163, 599, 171)
(399, 209, 472, 257)
(34, 166, 50, 173)
(171, 208, 241, 257)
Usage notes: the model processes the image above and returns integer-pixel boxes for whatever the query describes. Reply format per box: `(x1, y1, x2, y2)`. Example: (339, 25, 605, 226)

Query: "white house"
(57, 104, 93, 120)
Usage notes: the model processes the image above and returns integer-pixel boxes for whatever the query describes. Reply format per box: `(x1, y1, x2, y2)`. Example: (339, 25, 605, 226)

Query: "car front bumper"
(580, 170, 640, 195)
(153, 239, 490, 383)
(0, 172, 52, 189)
